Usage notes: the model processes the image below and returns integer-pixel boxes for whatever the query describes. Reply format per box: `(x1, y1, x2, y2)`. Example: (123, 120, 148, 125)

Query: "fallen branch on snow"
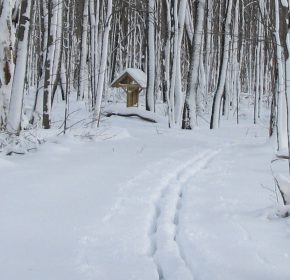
(104, 105, 167, 124)
(105, 112, 157, 123)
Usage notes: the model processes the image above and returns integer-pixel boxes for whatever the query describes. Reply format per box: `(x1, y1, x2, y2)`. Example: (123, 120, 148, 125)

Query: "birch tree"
(278, 0, 290, 172)
(146, 0, 155, 112)
(210, 0, 233, 129)
(77, 0, 89, 100)
(0, 0, 14, 129)
(6, 0, 32, 134)
(174, 0, 188, 125)
(42, 0, 63, 129)
(274, 0, 288, 150)
(182, 0, 206, 129)
(284, 1, 290, 171)
(93, 0, 113, 125)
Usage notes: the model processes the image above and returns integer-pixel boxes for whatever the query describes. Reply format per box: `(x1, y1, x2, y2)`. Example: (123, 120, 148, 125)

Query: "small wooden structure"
(111, 68, 147, 107)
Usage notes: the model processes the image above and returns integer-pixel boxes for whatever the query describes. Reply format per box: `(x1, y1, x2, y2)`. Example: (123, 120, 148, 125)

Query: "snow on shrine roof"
(111, 68, 147, 88)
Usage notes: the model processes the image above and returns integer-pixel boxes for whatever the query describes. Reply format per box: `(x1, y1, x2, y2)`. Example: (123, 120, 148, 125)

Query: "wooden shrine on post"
(111, 68, 147, 107)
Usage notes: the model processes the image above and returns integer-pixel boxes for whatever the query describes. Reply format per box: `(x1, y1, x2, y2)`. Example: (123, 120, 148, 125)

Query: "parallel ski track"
(149, 149, 220, 280)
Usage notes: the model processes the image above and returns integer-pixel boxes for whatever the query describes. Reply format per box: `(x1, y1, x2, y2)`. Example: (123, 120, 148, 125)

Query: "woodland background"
(0, 0, 290, 158)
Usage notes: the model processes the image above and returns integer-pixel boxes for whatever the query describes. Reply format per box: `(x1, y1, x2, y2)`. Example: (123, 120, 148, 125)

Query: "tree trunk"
(146, 0, 155, 112)
(93, 0, 113, 125)
(6, 0, 32, 134)
(182, 0, 206, 129)
(210, 0, 233, 129)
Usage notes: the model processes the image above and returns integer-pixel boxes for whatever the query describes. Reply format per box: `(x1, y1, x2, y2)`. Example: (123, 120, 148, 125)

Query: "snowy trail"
(149, 149, 220, 280)
(1, 119, 290, 280)
(73, 138, 219, 280)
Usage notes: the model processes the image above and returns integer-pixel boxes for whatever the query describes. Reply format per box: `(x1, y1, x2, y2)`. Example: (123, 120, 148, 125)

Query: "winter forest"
(1, 0, 290, 279)
(0, 0, 290, 135)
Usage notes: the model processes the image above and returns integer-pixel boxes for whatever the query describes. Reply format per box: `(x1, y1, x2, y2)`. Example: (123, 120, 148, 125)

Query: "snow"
(281, 0, 288, 8)
(0, 114, 290, 280)
(111, 68, 147, 88)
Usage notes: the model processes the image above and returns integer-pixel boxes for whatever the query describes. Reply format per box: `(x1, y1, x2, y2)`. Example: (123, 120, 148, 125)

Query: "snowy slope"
(0, 116, 290, 280)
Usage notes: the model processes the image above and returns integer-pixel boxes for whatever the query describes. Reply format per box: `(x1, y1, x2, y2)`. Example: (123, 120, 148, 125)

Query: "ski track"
(149, 149, 220, 280)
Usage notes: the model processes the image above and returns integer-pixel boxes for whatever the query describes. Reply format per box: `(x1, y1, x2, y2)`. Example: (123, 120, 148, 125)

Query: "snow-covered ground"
(1, 114, 290, 280)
